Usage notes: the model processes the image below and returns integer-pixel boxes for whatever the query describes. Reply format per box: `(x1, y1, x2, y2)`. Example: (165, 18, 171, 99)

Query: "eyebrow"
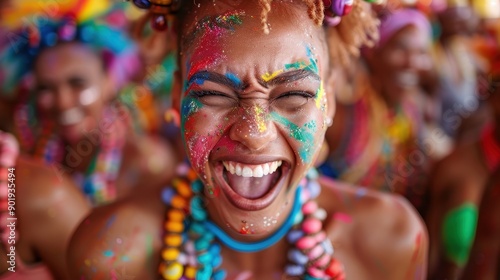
(261, 69, 320, 88)
(187, 71, 244, 91)
(187, 69, 321, 91)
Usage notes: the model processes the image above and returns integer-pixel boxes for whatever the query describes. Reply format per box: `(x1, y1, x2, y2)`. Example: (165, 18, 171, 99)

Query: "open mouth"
(214, 160, 289, 211)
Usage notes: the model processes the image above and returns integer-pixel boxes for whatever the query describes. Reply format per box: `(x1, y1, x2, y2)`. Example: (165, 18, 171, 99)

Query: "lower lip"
(214, 163, 288, 211)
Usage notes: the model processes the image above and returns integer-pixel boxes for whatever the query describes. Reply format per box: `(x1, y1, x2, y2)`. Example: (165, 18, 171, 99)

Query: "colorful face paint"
(270, 112, 317, 163)
(441, 203, 478, 266)
(253, 105, 267, 133)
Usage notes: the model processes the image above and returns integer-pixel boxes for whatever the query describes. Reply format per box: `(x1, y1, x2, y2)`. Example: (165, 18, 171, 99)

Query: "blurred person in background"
(0, 0, 178, 206)
(426, 14, 500, 279)
(0, 130, 90, 279)
(320, 8, 434, 212)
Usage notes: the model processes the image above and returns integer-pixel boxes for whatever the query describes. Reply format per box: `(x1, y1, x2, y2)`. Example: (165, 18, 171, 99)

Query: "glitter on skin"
(270, 112, 317, 163)
(253, 105, 267, 133)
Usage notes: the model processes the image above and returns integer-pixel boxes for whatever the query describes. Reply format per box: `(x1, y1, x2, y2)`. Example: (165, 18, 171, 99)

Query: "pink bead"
(314, 231, 327, 243)
(313, 254, 331, 268)
(308, 244, 324, 259)
(302, 201, 318, 215)
(296, 236, 315, 250)
(302, 218, 322, 234)
(307, 266, 326, 278)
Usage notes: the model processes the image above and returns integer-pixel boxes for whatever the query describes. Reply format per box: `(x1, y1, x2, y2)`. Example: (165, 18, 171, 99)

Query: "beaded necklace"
(160, 164, 345, 280)
(480, 124, 500, 172)
(13, 105, 126, 206)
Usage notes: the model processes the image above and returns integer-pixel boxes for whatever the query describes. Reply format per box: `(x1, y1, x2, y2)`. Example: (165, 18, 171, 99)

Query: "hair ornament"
(129, 0, 181, 31)
(323, 0, 378, 26)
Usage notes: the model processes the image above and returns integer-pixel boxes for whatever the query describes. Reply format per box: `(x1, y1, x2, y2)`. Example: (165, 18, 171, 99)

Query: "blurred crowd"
(0, 0, 499, 279)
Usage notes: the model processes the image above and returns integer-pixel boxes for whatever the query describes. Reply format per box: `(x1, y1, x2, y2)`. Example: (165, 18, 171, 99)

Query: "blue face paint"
(270, 112, 317, 163)
(225, 72, 242, 88)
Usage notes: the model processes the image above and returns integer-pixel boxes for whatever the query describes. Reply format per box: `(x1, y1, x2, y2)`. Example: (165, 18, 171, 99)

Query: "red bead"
(325, 258, 346, 279)
(151, 14, 168, 31)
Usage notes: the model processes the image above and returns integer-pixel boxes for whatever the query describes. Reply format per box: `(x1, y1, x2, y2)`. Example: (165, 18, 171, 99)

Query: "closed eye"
(272, 91, 316, 112)
(188, 90, 238, 107)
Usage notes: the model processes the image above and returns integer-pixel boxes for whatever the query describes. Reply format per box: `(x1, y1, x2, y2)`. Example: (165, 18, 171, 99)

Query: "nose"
(54, 86, 75, 111)
(229, 105, 278, 152)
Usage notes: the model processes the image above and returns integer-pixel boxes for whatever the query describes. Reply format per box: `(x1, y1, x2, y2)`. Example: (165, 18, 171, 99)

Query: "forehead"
(179, 2, 327, 76)
(385, 25, 429, 48)
(35, 43, 102, 78)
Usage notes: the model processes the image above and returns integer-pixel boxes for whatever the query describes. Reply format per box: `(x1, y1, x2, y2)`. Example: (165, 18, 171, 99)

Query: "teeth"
(222, 160, 282, 178)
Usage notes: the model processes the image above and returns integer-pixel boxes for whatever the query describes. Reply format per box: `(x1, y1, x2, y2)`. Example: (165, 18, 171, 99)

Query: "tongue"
(226, 171, 278, 199)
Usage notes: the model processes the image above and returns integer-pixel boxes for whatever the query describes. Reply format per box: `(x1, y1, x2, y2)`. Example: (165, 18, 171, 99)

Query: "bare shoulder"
(319, 177, 428, 279)
(16, 156, 89, 215)
(68, 189, 165, 279)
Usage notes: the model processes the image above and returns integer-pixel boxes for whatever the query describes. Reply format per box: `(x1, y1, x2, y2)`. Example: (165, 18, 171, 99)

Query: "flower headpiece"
(0, 0, 140, 98)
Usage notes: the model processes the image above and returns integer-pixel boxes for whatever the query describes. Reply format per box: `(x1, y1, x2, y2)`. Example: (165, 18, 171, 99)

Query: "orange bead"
(164, 221, 184, 233)
(164, 234, 182, 247)
(167, 209, 184, 222)
(187, 170, 198, 181)
(171, 195, 187, 209)
(173, 179, 192, 198)
(184, 266, 197, 278)
(161, 248, 180, 261)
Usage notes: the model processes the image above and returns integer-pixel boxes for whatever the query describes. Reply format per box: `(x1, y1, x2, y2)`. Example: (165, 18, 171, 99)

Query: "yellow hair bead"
(167, 209, 185, 222)
(171, 195, 187, 209)
(165, 221, 184, 233)
(161, 248, 180, 261)
(164, 234, 183, 247)
(173, 179, 192, 198)
(184, 266, 197, 278)
(161, 262, 184, 280)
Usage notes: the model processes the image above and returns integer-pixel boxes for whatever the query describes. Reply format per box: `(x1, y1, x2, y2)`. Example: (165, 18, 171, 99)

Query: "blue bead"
(190, 196, 207, 221)
(190, 222, 205, 235)
(307, 168, 319, 179)
(287, 230, 304, 243)
(211, 255, 222, 268)
(161, 187, 175, 204)
(197, 252, 212, 264)
(209, 243, 221, 255)
(191, 180, 204, 193)
(132, 0, 151, 9)
(288, 249, 308, 265)
(212, 270, 227, 280)
(284, 264, 305, 276)
(196, 267, 212, 280)
(194, 238, 210, 251)
(307, 180, 321, 199)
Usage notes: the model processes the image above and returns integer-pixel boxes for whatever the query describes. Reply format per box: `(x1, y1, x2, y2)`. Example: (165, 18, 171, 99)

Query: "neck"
(221, 237, 289, 276)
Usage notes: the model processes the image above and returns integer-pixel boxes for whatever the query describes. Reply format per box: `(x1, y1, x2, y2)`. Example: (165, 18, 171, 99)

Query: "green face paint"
(441, 203, 478, 266)
(270, 112, 316, 163)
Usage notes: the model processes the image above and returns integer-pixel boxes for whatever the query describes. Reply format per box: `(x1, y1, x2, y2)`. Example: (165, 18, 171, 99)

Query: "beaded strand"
(160, 165, 345, 280)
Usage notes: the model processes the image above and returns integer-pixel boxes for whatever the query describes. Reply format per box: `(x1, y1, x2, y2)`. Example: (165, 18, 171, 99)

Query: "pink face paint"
(333, 212, 352, 224)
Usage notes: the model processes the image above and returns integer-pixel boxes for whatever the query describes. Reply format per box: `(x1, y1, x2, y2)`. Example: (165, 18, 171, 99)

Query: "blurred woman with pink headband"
(321, 8, 434, 212)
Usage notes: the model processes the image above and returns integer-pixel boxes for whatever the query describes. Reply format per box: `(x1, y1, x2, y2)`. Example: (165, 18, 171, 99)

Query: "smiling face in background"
(368, 25, 431, 106)
(174, 1, 333, 239)
(34, 42, 111, 144)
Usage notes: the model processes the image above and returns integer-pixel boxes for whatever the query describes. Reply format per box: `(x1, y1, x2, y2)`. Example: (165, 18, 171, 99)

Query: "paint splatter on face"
(178, 4, 331, 236)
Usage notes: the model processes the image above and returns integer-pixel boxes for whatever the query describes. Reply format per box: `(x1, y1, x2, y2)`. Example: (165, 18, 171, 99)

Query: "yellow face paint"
(261, 69, 284, 82)
(253, 105, 267, 133)
(315, 82, 325, 110)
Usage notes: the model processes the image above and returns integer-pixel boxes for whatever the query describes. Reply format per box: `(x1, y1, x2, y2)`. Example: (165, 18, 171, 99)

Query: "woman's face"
(369, 25, 431, 105)
(174, 2, 333, 239)
(34, 43, 111, 144)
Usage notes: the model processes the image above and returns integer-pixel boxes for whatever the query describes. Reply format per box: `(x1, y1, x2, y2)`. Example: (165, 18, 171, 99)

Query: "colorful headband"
(0, 5, 140, 98)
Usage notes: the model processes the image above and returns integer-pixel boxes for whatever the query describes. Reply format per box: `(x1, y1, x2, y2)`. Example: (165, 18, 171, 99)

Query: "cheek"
(37, 92, 55, 111)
